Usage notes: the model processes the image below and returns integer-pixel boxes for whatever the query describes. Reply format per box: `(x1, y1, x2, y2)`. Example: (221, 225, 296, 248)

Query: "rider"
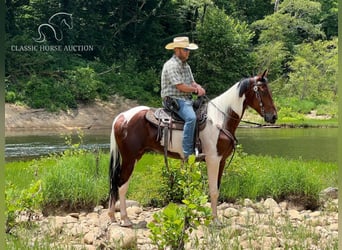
(161, 36, 206, 161)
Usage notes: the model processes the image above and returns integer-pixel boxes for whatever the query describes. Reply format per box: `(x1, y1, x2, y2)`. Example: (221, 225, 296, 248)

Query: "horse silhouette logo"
(33, 12, 73, 43)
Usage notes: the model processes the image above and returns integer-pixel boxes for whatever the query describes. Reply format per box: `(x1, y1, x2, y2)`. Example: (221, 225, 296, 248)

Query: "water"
(237, 127, 337, 162)
(5, 132, 110, 161)
(5, 128, 338, 162)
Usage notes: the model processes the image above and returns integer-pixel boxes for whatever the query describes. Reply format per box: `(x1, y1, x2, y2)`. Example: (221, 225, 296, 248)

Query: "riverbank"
(8, 193, 338, 249)
(5, 96, 138, 135)
(5, 99, 337, 136)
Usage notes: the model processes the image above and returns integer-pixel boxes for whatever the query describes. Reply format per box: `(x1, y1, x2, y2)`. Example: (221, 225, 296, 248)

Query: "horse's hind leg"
(108, 195, 117, 223)
(118, 179, 133, 227)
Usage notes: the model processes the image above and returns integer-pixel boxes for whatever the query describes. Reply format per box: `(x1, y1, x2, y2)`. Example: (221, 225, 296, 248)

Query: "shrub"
(24, 75, 76, 111)
(148, 157, 211, 250)
(66, 67, 101, 103)
(5, 180, 43, 233)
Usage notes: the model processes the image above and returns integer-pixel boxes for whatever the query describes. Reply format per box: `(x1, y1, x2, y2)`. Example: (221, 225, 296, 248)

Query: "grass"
(5, 149, 337, 212)
(220, 152, 337, 208)
(5, 148, 338, 249)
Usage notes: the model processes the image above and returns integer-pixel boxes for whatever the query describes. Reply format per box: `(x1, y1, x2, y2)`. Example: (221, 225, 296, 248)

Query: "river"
(5, 128, 338, 162)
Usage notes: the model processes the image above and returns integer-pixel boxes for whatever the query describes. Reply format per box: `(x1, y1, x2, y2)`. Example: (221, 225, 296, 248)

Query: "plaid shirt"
(161, 55, 194, 99)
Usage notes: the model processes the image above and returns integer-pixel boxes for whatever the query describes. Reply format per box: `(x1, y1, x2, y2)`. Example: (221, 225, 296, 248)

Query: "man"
(161, 36, 206, 161)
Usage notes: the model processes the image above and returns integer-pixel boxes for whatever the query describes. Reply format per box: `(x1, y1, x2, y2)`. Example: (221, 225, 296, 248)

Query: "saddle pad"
(145, 108, 184, 130)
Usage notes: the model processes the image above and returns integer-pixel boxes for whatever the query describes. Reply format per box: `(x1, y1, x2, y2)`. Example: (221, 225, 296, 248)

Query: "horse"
(108, 70, 277, 226)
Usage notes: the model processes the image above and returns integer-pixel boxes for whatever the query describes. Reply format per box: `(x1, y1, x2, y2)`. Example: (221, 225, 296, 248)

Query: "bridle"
(250, 76, 268, 118)
(208, 76, 269, 123)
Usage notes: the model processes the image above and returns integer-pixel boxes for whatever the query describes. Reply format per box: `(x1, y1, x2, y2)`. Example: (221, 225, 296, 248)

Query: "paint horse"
(108, 70, 277, 226)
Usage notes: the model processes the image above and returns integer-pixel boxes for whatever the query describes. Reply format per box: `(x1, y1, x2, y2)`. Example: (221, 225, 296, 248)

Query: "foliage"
(194, 7, 255, 96)
(214, 0, 274, 24)
(4, 0, 338, 114)
(148, 157, 211, 249)
(5, 180, 43, 233)
(286, 38, 338, 102)
(253, 0, 324, 46)
(41, 134, 108, 210)
(98, 54, 161, 107)
(220, 150, 337, 209)
(24, 74, 76, 111)
(66, 67, 102, 103)
(251, 0, 327, 83)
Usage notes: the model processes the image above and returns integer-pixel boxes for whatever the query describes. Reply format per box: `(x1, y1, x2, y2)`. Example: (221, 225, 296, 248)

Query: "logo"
(10, 12, 94, 52)
(33, 12, 73, 43)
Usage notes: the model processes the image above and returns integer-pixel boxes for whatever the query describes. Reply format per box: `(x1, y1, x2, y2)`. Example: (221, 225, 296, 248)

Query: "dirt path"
(5, 96, 138, 135)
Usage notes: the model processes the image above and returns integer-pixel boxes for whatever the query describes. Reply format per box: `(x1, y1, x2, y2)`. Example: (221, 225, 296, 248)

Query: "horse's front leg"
(206, 157, 221, 220)
(119, 179, 133, 227)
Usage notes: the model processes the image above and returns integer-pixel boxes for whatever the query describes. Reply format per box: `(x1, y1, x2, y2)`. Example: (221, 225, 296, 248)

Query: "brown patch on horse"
(215, 109, 240, 188)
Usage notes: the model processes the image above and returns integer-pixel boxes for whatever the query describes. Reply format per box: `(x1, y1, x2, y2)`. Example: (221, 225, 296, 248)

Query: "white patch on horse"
(160, 130, 184, 157)
(200, 121, 222, 159)
(122, 106, 150, 123)
(208, 82, 245, 126)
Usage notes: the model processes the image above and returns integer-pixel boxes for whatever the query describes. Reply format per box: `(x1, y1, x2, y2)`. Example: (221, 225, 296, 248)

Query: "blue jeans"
(174, 99, 196, 158)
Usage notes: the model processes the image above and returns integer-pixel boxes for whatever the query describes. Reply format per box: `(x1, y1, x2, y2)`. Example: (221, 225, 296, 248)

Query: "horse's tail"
(109, 124, 121, 204)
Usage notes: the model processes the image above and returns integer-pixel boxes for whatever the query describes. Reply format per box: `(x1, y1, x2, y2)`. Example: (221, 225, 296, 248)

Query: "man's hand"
(196, 86, 206, 96)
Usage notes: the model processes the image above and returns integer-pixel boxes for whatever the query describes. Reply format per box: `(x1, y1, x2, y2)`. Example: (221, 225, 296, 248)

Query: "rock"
(69, 213, 80, 219)
(288, 209, 301, 220)
(15, 197, 338, 249)
(243, 198, 254, 207)
(114, 200, 141, 211)
(320, 187, 338, 200)
(263, 198, 282, 213)
(108, 226, 137, 249)
(223, 207, 239, 218)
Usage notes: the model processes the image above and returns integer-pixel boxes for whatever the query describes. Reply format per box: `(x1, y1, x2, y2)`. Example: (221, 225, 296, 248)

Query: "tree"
(285, 38, 337, 102)
(253, 0, 325, 49)
(194, 7, 254, 96)
(316, 0, 338, 39)
(251, 0, 326, 83)
(213, 0, 274, 24)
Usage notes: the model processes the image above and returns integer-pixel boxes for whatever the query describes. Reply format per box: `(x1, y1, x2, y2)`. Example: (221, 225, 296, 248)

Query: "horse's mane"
(237, 78, 250, 98)
(208, 78, 249, 126)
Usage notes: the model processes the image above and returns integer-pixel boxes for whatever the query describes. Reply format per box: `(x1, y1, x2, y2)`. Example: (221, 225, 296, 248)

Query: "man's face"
(176, 48, 190, 62)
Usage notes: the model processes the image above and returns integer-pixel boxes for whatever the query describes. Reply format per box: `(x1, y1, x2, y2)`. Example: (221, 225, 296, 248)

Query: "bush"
(148, 157, 211, 250)
(66, 67, 101, 103)
(24, 75, 76, 111)
(5, 91, 17, 103)
(5, 180, 43, 233)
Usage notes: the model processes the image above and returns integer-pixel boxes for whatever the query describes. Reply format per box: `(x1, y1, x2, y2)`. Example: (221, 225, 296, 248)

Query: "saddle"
(145, 97, 208, 155)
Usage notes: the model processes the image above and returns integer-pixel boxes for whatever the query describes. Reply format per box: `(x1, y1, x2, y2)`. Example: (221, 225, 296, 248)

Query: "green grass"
(220, 154, 337, 208)
(277, 117, 338, 128)
(5, 149, 337, 212)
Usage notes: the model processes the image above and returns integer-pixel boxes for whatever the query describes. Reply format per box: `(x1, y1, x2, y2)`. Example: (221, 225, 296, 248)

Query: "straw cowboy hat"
(165, 36, 198, 50)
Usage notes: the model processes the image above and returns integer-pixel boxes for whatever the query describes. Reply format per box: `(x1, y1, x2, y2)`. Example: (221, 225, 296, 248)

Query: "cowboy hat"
(165, 36, 198, 50)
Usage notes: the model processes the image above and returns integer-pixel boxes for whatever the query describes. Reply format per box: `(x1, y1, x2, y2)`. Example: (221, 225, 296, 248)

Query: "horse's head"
(241, 70, 277, 124)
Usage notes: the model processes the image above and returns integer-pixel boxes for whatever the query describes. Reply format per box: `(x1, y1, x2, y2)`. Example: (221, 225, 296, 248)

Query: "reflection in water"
(236, 128, 337, 162)
(5, 128, 337, 162)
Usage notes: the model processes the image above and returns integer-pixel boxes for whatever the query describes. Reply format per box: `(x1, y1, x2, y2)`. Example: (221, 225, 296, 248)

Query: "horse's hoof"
(108, 211, 117, 223)
(211, 217, 224, 228)
(120, 218, 133, 227)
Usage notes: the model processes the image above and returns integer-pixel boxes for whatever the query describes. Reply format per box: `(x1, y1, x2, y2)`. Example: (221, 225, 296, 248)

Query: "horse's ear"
(261, 69, 268, 79)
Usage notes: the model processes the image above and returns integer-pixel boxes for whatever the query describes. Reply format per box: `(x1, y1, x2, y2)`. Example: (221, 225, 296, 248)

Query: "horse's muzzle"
(264, 113, 277, 124)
